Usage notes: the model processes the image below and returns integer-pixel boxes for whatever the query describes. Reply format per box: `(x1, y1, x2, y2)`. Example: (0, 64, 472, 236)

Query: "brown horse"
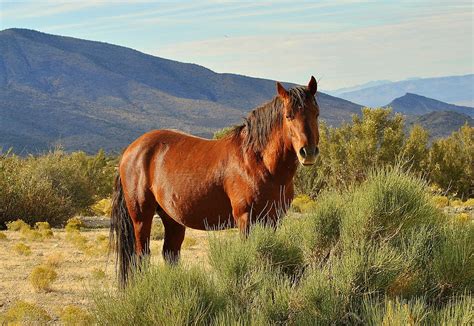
(111, 76, 320, 285)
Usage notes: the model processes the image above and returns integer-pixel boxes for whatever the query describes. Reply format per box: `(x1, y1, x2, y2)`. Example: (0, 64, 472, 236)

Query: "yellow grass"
(0, 227, 221, 321)
(30, 265, 58, 292)
(13, 242, 31, 256)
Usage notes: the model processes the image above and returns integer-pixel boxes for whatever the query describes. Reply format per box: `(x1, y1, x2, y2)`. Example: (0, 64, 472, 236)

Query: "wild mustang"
(111, 76, 320, 286)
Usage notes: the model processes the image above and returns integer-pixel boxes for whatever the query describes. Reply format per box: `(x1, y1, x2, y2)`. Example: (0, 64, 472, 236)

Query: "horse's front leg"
(232, 206, 251, 236)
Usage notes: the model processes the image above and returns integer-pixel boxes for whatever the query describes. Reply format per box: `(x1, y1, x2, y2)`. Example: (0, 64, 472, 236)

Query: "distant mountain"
(386, 93, 473, 117)
(0, 28, 362, 154)
(406, 111, 473, 139)
(327, 79, 392, 96)
(337, 74, 474, 107)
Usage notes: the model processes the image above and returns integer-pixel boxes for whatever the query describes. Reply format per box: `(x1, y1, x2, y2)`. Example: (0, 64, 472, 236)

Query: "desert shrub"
(151, 219, 165, 240)
(295, 108, 406, 196)
(44, 252, 63, 268)
(428, 124, 473, 199)
(294, 190, 344, 262)
(2, 300, 51, 325)
(66, 231, 89, 250)
(34, 221, 51, 230)
(431, 294, 474, 325)
(432, 195, 449, 208)
(30, 265, 58, 292)
(87, 234, 110, 256)
(22, 229, 45, 241)
(93, 168, 473, 324)
(59, 305, 93, 326)
(40, 228, 54, 238)
(0, 232, 6, 240)
(361, 296, 429, 325)
(65, 217, 84, 232)
(92, 264, 225, 325)
(295, 109, 473, 199)
(463, 198, 474, 207)
(6, 219, 30, 231)
(291, 194, 317, 213)
(91, 198, 112, 217)
(290, 265, 349, 324)
(0, 149, 116, 227)
(13, 242, 31, 255)
(431, 221, 474, 299)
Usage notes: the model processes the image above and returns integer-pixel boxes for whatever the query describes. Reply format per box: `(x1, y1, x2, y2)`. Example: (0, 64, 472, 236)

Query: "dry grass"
(13, 242, 32, 256)
(44, 252, 64, 268)
(1, 300, 51, 325)
(58, 305, 93, 326)
(30, 265, 58, 292)
(0, 225, 222, 323)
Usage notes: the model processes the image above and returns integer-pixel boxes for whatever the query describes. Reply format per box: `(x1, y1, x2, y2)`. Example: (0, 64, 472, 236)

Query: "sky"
(1, 0, 473, 90)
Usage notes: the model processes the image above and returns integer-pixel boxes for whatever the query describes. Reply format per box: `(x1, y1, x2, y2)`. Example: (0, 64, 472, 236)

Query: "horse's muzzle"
(298, 146, 319, 166)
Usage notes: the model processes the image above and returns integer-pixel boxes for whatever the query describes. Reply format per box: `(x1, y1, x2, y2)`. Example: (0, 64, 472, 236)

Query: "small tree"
(428, 124, 473, 198)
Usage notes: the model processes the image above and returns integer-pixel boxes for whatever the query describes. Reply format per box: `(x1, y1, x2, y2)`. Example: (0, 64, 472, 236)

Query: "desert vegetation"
(0, 149, 115, 227)
(0, 108, 472, 324)
(91, 168, 473, 325)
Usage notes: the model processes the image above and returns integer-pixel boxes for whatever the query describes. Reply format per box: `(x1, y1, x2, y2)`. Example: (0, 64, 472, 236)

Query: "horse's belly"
(159, 184, 234, 230)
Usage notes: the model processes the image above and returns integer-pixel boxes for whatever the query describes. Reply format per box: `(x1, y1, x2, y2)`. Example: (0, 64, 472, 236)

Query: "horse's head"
(277, 76, 320, 166)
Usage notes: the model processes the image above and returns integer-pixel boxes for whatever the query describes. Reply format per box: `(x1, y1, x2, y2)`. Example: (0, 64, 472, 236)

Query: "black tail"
(110, 173, 136, 288)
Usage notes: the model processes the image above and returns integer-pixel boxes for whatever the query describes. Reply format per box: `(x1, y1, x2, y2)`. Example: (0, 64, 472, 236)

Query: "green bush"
(0, 149, 116, 227)
(92, 168, 473, 325)
(291, 194, 317, 213)
(295, 108, 473, 198)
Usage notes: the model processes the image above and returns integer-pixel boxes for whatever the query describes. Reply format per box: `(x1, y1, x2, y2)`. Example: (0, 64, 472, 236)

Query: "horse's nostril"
(299, 147, 307, 158)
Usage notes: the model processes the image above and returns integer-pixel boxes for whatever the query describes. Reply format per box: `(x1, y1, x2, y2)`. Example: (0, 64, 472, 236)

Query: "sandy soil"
(0, 225, 233, 323)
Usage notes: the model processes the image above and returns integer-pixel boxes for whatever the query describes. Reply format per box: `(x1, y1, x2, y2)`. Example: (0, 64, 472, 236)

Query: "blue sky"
(1, 1, 472, 89)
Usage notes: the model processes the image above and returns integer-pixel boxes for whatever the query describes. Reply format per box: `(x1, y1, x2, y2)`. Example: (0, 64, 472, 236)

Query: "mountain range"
(0, 28, 472, 154)
(0, 28, 361, 154)
(332, 74, 474, 107)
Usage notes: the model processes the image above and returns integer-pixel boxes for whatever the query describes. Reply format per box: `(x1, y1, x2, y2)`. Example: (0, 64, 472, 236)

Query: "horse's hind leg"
(157, 209, 185, 264)
(124, 190, 157, 259)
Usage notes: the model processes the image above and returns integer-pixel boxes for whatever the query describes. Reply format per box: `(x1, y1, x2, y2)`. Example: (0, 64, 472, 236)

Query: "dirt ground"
(0, 224, 232, 323)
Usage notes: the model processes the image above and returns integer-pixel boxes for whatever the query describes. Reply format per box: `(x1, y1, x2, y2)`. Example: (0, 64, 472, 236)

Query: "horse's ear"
(276, 82, 289, 99)
(308, 76, 317, 96)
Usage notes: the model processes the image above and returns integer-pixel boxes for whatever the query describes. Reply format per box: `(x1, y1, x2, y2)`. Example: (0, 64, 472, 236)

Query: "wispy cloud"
(1, 1, 106, 19)
(1, 1, 472, 89)
(154, 9, 473, 88)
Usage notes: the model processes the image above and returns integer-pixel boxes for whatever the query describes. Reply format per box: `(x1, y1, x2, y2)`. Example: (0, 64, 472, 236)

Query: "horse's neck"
(260, 127, 298, 181)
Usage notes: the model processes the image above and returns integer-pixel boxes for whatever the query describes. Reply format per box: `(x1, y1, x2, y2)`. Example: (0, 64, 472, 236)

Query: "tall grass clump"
(30, 265, 58, 292)
(92, 264, 225, 325)
(1, 301, 51, 325)
(59, 305, 93, 326)
(91, 167, 472, 325)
